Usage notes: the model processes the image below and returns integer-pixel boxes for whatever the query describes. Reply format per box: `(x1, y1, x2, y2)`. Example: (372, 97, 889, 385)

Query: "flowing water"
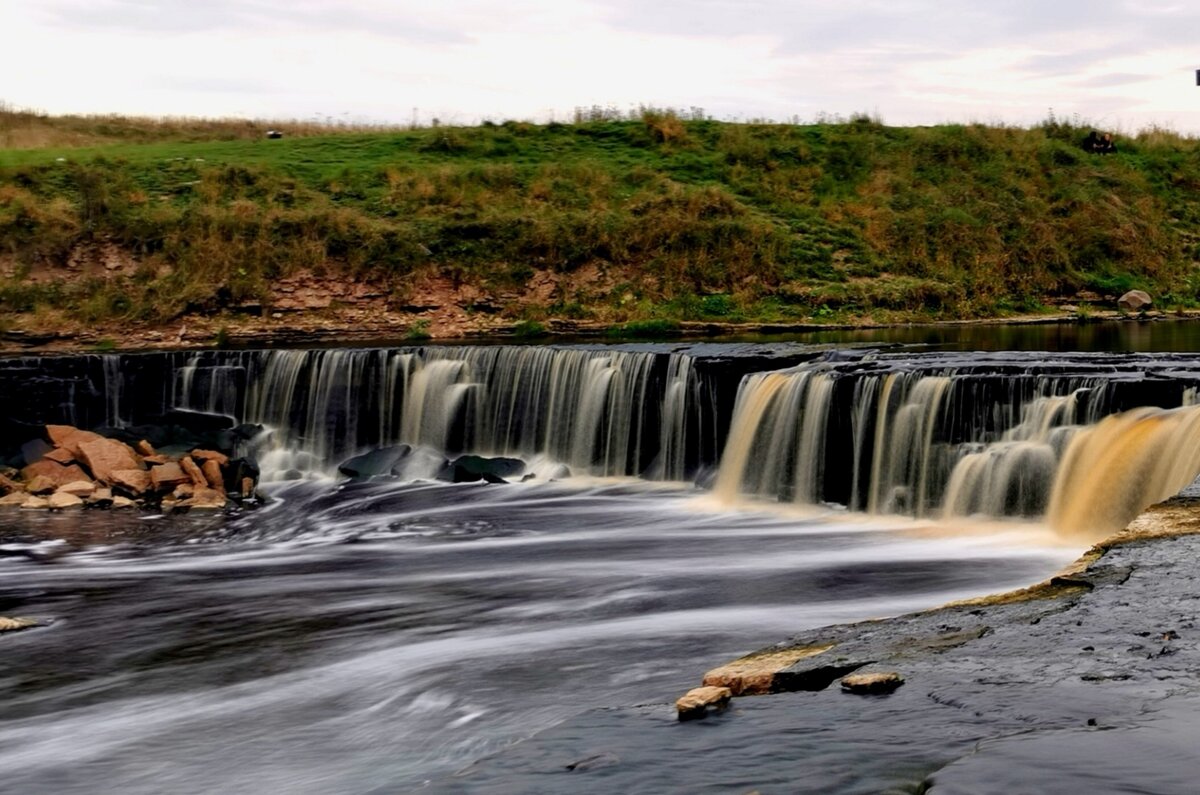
(4, 333, 1200, 791)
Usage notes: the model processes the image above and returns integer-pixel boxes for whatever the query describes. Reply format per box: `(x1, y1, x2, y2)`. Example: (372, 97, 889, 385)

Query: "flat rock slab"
(841, 671, 904, 695)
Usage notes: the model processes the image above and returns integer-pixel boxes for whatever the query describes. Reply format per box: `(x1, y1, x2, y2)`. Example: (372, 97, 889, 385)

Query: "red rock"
(142, 454, 171, 465)
(241, 477, 255, 498)
(25, 475, 57, 495)
(78, 438, 143, 486)
(149, 462, 190, 493)
(47, 492, 84, 510)
(191, 449, 230, 467)
(180, 456, 207, 488)
(201, 459, 225, 490)
(57, 480, 96, 497)
(45, 448, 76, 464)
(20, 460, 91, 488)
(110, 469, 151, 496)
(0, 472, 22, 494)
(134, 439, 157, 457)
(45, 425, 104, 458)
(180, 487, 227, 510)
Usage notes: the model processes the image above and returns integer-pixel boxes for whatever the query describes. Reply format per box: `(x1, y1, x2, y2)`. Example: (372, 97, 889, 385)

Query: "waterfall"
(713, 352, 1200, 535)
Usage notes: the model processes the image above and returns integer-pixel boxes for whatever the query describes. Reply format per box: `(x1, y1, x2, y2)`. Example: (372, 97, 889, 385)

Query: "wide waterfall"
(714, 351, 1200, 536)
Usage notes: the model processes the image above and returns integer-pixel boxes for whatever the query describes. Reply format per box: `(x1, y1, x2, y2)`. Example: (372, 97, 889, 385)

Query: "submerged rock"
(338, 445, 414, 478)
(0, 617, 39, 633)
(840, 671, 905, 695)
(437, 455, 526, 484)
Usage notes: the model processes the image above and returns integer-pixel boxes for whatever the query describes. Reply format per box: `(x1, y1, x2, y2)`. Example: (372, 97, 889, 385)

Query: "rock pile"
(0, 423, 260, 513)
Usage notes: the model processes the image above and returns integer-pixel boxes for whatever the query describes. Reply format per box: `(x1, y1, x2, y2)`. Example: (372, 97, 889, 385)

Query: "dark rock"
(436, 455, 526, 483)
(20, 438, 52, 466)
(163, 409, 235, 434)
(337, 445, 413, 478)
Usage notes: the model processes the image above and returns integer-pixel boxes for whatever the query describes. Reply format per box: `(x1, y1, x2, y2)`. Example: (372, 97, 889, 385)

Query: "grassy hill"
(3, 108, 1200, 338)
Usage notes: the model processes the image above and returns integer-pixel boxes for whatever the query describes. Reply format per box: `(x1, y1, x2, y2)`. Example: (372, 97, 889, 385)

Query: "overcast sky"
(4, 0, 1199, 132)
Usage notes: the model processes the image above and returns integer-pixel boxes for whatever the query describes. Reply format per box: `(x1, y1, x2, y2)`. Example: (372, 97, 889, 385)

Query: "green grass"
(3, 111, 1200, 328)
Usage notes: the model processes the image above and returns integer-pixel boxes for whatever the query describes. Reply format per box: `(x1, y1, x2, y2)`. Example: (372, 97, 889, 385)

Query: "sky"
(3, 0, 1200, 132)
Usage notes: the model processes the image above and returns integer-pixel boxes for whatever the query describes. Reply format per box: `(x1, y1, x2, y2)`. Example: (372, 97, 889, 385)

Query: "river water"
(3, 325, 1200, 792)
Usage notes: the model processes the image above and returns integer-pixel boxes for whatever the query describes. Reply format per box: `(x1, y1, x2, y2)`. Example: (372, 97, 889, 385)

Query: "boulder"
(20, 460, 91, 488)
(149, 462, 190, 492)
(172, 483, 195, 500)
(134, 439, 157, 457)
(1118, 290, 1152, 312)
(0, 471, 22, 494)
(840, 671, 905, 695)
(25, 475, 57, 495)
(20, 496, 49, 510)
(142, 454, 171, 465)
(180, 456, 207, 488)
(44, 447, 77, 465)
(110, 468, 151, 496)
(111, 495, 137, 509)
(200, 459, 224, 490)
(163, 409, 235, 434)
(240, 477, 255, 498)
(45, 425, 104, 458)
(0, 492, 27, 508)
(78, 438, 143, 485)
(87, 487, 114, 507)
(191, 449, 230, 467)
(180, 487, 227, 510)
(57, 480, 96, 497)
(676, 686, 732, 721)
(47, 492, 84, 510)
(20, 438, 53, 466)
(337, 445, 413, 478)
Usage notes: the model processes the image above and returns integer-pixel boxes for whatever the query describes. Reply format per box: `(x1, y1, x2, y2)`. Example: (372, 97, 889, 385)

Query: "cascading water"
(714, 352, 1200, 538)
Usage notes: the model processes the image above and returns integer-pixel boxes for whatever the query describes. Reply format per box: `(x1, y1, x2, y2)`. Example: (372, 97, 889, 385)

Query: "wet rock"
(142, 454, 171, 465)
(20, 495, 49, 510)
(134, 439, 156, 457)
(110, 468, 151, 496)
(0, 471, 22, 494)
(21, 459, 91, 489)
(1118, 290, 1152, 312)
(676, 685, 732, 721)
(111, 495, 136, 509)
(338, 445, 413, 478)
(180, 456, 207, 488)
(149, 461, 190, 492)
(840, 671, 905, 695)
(163, 409, 235, 434)
(25, 475, 57, 495)
(240, 476, 255, 498)
(178, 487, 227, 510)
(224, 458, 260, 493)
(56, 480, 96, 497)
(0, 492, 27, 508)
(172, 483, 195, 500)
(703, 645, 837, 696)
(87, 487, 113, 507)
(47, 492, 84, 510)
(78, 438, 143, 486)
(20, 438, 52, 465)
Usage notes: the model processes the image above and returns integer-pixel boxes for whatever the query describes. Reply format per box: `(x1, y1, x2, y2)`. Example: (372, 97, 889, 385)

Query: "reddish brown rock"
(44, 448, 76, 465)
(0, 471, 22, 494)
(21, 460, 91, 488)
(180, 456, 207, 488)
(241, 477, 255, 498)
(201, 459, 225, 490)
(134, 439, 157, 457)
(676, 686, 732, 721)
(45, 425, 104, 458)
(149, 462, 190, 493)
(26, 475, 58, 495)
(172, 483, 195, 500)
(0, 492, 27, 508)
(78, 438, 143, 486)
(47, 492, 84, 510)
(87, 487, 114, 507)
(111, 495, 136, 509)
(110, 469, 151, 496)
(191, 449, 230, 467)
(142, 454, 171, 465)
(180, 487, 227, 510)
(57, 480, 96, 497)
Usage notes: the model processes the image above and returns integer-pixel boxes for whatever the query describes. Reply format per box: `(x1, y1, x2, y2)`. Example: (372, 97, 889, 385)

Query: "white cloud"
(2, 0, 1199, 132)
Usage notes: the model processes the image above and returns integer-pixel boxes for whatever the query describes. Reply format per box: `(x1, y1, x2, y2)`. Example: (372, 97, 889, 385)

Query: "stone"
(142, 454, 171, 465)
(149, 462, 190, 492)
(45, 425, 104, 458)
(44, 447, 77, 464)
(0, 492, 27, 508)
(163, 408, 235, 433)
(20, 460, 91, 489)
(337, 445, 413, 478)
(20, 438, 53, 466)
(20, 496, 49, 510)
(25, 475, 57, 495)
(191, 449, 230, 467)
(0, 617, 38, 633)
(87, 487, 114, 507)
(47, 492, 84, 510)
(0, 471, 22, 494)
(201, 459, 224, 490)
(78, 438, 143, 486)
(180, 456, 208, 488)
(840, 671, 905, 695)
(111, 496, 137, 509)
(181, 487, 227, 510)
(110, 468, 151, 496)
(1118, 290, 1152, 312)
(57, 480, 96, 497)
(241, 477, 255, 498)
(172, 483, 195, 500)
(134, 439, 157, 457)
(676, 686, 732, 721)
(703, 645, 837, 696)
(437, 455, 526, 484)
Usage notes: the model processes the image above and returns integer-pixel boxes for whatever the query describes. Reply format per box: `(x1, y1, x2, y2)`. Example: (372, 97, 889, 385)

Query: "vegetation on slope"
(2, 107, 1200, 335)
